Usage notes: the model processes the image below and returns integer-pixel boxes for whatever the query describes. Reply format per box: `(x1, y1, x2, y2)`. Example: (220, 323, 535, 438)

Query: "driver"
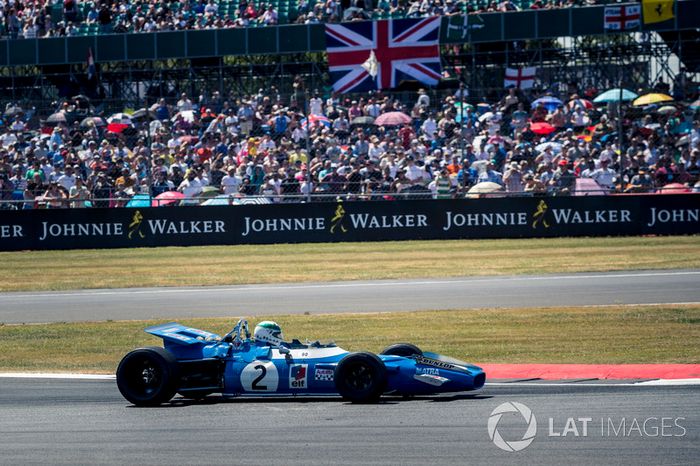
(253, 321, 286, 346)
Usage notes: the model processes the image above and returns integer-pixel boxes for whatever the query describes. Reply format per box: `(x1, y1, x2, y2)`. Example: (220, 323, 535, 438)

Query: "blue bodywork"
(146, 320, 486, 398)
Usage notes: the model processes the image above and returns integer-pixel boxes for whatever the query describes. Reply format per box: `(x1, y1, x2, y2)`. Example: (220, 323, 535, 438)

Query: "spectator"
(69, 177, 90, 208)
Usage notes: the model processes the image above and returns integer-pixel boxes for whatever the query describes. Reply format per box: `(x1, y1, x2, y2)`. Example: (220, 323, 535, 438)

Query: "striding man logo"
(531, 200, 551, 229)
(330, 201, 348, 234)
(128, 210, 146, 239)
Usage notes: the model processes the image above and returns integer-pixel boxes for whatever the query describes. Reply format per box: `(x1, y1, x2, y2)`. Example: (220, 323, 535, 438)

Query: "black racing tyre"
(334, 352, 387, 403)
(116, 347, 179, 406)
(380, 343, 423, 357)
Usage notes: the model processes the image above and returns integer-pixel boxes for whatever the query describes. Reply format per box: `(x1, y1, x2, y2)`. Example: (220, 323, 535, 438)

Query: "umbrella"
(176, 135, 198, 145)
(454, 102, 474, 112)
(529, 122, 556, 135)
(593, 89, 638, 103)
(675, 135, 690, 147)
(466, 181, 505, 198)
(374, 111, 412, 126)
(202, 194, 234, 206)
(107, 113, 133, 133)
(567, 98, 593, 111)
(658, 183, 691, 194)
(476, 103, 491, 114)
(532, 96, 563, 111)
(232, 197, 272, 205)
(126, 193, 152, 208)
(573, 178, 608, 196)
(478, 111, 494, 123)
(351, 116, 375, 126)
(657, 105, 677, 115)
(690, 99, 700, 110)
(80, 116, 106, 128)
(172, 110, 196, 123)
(152, 190, 184, 207)
(198, 186, 221, 201)
(46, 112, 67, 124)
(131, 108, 158, 121)
(535, 141, 562, 153)
(633, 93, 673, 107)
(454, 102, 474, 124)
(71, 94, 90, 102)
(4, 106, 23, 117)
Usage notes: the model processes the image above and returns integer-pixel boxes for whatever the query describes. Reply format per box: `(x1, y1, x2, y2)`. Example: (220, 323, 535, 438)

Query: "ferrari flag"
(642, 0, 675, 24)
(325, 17, 442, 93)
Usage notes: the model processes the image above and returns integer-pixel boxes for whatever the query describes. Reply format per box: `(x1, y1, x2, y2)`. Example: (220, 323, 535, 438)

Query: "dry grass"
(0, 304, 697, 373)
(1, 235, 699, 292)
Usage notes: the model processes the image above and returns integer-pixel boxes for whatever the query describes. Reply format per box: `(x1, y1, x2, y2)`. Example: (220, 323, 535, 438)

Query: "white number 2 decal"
(241, 361, 279, 392)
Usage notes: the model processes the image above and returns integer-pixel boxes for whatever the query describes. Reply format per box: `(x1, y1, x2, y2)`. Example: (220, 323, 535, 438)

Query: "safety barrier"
(0, 194, 697, 251)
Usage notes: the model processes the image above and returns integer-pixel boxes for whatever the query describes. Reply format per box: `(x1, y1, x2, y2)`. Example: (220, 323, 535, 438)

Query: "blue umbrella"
(593, 89, 638, 103)
(532, 96, 563, 112)
(126, 193, 152, 208)
(202, 194, 234, 206)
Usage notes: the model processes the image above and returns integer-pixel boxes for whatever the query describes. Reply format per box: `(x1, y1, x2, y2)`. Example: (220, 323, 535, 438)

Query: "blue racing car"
(116, 319, 486, 406)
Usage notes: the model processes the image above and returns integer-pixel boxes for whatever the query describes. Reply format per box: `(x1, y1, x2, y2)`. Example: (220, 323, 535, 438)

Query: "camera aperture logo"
(488, 402, 537, 452)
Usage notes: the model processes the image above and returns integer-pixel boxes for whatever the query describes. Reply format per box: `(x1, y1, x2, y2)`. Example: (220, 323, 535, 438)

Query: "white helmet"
(254, 321, 284, 346)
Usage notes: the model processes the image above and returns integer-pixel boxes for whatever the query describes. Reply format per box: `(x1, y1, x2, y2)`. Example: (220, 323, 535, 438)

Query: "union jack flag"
(325, 18, 442, 94)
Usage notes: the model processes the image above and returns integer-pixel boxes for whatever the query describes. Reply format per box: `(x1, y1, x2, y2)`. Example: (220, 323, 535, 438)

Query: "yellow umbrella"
(632, 93, 673, 106)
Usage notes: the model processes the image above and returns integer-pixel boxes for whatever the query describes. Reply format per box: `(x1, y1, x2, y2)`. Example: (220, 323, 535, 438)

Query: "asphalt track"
(0, 377, 697, 465)
(1, 269, 699, 323)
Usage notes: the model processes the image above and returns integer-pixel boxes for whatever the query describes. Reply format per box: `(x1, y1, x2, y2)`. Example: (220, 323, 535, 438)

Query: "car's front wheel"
(334, 352, 387, 403)
(116, 347, 179, 406)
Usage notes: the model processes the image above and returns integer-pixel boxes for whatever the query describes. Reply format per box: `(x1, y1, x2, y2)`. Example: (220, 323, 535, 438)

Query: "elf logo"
(289, 364, 308, 389)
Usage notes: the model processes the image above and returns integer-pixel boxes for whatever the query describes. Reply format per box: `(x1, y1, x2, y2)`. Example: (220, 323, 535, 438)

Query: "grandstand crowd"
(0, 75, 698, 208)
(1, 0, 603, 38)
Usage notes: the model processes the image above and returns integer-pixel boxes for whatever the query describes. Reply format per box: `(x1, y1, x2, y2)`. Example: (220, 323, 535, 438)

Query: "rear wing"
(145, 322, 221, 346)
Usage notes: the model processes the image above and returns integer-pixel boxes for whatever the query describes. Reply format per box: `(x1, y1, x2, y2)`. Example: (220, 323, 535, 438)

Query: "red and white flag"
(604, 5, 641, 30)
(504, 67, 536, 89)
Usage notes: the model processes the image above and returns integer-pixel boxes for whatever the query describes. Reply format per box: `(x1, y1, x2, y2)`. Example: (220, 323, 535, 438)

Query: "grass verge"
(1, 235, 699, 292)
(1, 304, 698, 373)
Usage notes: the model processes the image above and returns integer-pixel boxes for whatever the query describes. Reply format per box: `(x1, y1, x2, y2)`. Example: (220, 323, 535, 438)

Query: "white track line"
(4, 270, 700, 299)
(633, 378, 700, 386)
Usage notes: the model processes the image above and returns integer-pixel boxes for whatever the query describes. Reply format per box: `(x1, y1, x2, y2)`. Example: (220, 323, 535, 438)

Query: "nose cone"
(472, 371, 486, 389)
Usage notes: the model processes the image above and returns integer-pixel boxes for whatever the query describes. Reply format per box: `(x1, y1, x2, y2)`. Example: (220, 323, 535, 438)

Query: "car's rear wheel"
(116, 347, 179, 406)
(380, 343, 422, 357)
(334, 352, 387, 403)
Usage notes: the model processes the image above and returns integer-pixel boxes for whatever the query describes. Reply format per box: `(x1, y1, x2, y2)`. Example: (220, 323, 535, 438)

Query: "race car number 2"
(241, 361, 279, 392)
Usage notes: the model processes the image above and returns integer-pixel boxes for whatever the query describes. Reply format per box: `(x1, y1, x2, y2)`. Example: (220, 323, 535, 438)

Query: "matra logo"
(416, 367, 440, 376)
(289, 364, 308, 389)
